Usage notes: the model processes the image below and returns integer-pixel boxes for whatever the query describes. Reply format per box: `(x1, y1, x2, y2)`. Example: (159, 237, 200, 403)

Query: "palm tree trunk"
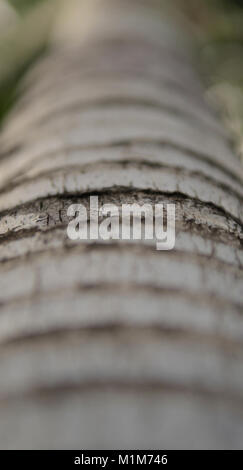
(0, 0, 242, 449)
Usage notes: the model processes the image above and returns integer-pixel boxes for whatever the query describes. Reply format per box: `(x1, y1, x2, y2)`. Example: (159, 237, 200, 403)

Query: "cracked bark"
(0, 0, 242, 449)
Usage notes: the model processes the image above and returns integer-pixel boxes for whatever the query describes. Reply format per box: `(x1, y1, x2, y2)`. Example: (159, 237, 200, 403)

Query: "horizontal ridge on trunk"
(0, 0, 242, 450)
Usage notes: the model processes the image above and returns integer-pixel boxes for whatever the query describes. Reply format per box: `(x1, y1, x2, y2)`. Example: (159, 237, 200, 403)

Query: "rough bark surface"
(0, 0, 242, 449)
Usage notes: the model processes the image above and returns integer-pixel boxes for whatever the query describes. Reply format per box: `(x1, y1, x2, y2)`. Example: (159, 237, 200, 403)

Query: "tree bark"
(0, 0, 242, 449)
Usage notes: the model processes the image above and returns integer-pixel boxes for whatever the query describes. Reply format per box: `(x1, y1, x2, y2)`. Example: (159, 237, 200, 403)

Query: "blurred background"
(0, 0, 242, 159)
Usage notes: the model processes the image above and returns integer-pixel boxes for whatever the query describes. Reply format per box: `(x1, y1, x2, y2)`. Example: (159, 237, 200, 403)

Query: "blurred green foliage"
(0, 46, 47, 125)
(176, 0, 243, 158)
(0, 0, 56, 127)
(7, 0, 48, 14)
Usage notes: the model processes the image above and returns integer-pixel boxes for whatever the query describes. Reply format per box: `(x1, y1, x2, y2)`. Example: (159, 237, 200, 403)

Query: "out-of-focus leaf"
(7, 0, 48, 14)
(0, 0, 59, 125)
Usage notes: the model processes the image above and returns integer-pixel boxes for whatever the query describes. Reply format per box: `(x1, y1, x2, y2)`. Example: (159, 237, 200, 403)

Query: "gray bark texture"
(0, 0, 242, 449)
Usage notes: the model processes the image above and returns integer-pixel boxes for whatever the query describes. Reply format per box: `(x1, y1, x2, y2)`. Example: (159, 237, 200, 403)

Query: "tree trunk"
(0, 0, 242, 449)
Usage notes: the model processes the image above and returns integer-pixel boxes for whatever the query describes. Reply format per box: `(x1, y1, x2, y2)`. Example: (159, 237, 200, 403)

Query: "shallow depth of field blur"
(0, 0, 243, 159)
